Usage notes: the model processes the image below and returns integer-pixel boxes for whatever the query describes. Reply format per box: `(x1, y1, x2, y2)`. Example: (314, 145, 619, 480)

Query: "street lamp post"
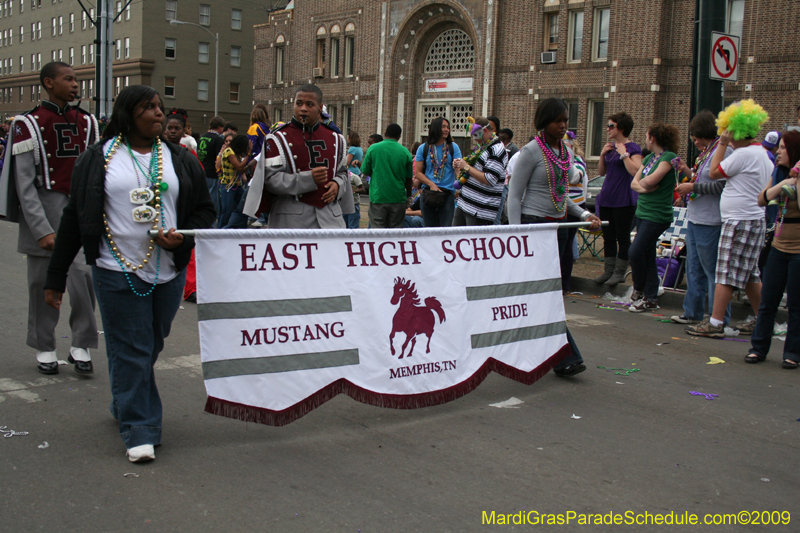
(170, 19, 219, 118)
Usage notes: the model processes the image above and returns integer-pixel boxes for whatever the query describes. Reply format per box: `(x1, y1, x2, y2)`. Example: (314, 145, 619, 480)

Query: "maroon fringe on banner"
(204, 344, 570, 426)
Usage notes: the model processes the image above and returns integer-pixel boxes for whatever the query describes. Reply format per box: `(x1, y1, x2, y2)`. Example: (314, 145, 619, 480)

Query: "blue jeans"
(217, 184, 244, 228)
(749, 248, 800, 363)
(93, 266, 186, 449)
(404, 215, 424, 228)
(421, 189, 456, 227)
(493, 184, 508, 225)
(682, 222, 731, 324)
(344, 203, 361, 229)
(629, 217, 672, 301)
(520, 214, 584, 369)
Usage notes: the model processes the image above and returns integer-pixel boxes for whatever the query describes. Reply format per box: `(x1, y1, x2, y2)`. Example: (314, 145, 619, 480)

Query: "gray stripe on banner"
(202, 349, 360, 379)
(197, 296, 352, 321)
(471, 321, 567, 349)
(465, 278, 562, 301)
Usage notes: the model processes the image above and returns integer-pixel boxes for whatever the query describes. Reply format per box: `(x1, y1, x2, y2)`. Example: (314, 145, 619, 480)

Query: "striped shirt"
(459, 138, 508, 220)
(568, 155, 588, 205)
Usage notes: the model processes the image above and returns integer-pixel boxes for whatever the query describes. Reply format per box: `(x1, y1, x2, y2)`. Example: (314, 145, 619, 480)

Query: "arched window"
(424, 29, 474, 74)
(316, 26, 327, 36)
(331, 24, 341, 34)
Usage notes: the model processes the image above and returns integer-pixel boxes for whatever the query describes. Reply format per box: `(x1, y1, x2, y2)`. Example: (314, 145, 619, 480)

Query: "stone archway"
(387, 1, 481, 151)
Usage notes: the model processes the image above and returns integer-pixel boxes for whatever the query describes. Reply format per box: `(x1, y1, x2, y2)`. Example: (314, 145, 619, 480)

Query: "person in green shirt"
(628, 123, 681, 312)
(361, 124, 413, 228)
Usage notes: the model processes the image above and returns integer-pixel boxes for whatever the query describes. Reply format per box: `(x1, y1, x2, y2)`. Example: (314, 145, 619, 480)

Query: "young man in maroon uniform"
(0, 62, 99, 374)
(244, 84, 352, 228)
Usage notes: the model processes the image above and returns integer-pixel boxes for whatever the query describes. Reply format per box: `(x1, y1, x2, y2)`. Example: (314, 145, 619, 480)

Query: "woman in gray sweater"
(507, 98, 600, 377)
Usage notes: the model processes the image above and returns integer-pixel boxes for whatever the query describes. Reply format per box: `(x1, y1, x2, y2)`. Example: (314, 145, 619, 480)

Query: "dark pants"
(560, 206, 584, 293)
(629, 217, 672, 301)
(520, 214, 584, 370)
(749, 248, 800, 363)
(421, 190, 456, 227)
(369, 202, 406, 228)
(599, 205, 636, 260)
(452, 206, 495, 226)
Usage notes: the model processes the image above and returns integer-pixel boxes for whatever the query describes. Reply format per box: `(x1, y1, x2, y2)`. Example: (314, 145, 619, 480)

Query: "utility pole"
(689, 0, 727, 155)
(97, 0, 114, 118)
(79, 0, 131, 119)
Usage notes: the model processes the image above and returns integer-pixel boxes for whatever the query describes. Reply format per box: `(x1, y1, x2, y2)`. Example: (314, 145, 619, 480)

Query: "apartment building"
(253, 0, 800, 172)
(0, 0, 269, 130)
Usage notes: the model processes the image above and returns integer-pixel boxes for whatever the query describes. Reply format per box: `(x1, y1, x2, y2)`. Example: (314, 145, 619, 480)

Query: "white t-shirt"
(180, 134, 197, 152)
(718, 144, 772, 221)
(97, 140, 180, 283)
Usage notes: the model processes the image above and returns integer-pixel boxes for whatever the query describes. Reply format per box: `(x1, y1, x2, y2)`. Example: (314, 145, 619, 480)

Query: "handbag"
(422, 188, 448, 208)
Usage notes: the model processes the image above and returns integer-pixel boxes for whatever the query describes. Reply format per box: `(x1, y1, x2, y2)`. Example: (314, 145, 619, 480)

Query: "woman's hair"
(166, 107, 187, 128)
(348, 131, 361, 147)
(647, 123, 680, 153)
(250, 104, 269, 125)
(427, 117, 453, 145)
(688, 110, 718, 140)
(103, 85, 161, 139)
(411, 141, 422, 155)
(571, 138, 585, 158)
(608, 112, 634, 137)
(229, 134, 249, 156)
(534, 98, 568, 131)
(780, 130, 800, 169)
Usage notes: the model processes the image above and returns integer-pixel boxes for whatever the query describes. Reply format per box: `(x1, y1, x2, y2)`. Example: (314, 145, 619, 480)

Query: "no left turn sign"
(710, 31, 740, 82)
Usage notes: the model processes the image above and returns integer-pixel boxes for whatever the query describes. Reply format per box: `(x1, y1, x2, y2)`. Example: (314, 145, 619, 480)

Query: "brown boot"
(592, 256, 616, 284)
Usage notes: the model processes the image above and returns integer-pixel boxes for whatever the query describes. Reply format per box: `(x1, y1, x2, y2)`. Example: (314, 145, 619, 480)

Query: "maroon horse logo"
(389, 277, 446, 359)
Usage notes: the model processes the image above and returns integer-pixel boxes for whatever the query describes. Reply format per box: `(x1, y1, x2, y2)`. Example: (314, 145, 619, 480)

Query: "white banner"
(195, 225, 569, 425)
(424, 77, 474, 92)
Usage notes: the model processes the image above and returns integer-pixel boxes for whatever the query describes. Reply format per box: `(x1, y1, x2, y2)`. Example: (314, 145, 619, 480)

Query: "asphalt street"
(1, 220, 798, 532)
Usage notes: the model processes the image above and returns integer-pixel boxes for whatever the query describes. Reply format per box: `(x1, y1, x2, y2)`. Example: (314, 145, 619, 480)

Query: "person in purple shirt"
(594, 112, 643, 286)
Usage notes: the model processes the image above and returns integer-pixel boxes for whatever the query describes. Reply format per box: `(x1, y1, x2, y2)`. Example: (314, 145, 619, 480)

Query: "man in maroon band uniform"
(244, 84, 353, 228)
(0, 62, 99, 375)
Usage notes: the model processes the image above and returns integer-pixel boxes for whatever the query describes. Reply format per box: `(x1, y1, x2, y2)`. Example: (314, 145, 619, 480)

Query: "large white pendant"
(130, 187, 155, 204)
(132, 205, 157, 223)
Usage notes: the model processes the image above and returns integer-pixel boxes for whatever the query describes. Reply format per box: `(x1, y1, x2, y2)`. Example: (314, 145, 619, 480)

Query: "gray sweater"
(507, 140, 586, 224)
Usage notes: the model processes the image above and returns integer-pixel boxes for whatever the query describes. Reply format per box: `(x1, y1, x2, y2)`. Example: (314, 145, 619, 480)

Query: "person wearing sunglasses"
(595, 112, 642, 287)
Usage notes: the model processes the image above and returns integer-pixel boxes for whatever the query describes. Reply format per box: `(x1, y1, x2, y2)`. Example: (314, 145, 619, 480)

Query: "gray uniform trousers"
(26, 254, 96, 352)
(14, 150, 98, 354)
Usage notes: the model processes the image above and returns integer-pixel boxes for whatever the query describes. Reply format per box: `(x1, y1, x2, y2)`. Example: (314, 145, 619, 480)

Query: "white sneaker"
(126, 444, 155, 463)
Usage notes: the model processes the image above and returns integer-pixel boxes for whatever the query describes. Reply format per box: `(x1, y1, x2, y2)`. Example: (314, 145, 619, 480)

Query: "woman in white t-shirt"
(43, 86, 215, 463)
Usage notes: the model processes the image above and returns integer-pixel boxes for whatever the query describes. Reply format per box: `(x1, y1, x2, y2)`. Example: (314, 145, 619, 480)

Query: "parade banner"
(195, 225, 570, 426)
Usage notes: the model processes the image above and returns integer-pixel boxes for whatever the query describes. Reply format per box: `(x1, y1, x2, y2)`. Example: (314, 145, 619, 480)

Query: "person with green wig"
(686, 100, 773, 339)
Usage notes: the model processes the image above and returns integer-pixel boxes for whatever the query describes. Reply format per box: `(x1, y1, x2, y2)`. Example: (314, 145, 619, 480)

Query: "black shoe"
(37, 361, 59, 375)
(554, 363, 586, 377)
(67, 355, 94, 375)
(186, 292, 197, 303)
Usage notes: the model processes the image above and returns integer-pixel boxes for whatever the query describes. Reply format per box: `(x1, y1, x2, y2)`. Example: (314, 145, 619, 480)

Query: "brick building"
(0, 0, 270, 130)
(254, 0, 799, 174)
